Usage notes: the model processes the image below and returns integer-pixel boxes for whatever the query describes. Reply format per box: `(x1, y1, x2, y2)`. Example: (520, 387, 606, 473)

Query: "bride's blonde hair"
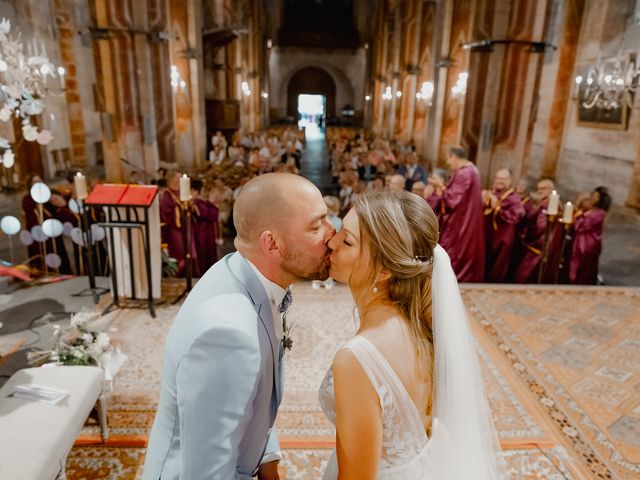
(353, 191, 439, 403)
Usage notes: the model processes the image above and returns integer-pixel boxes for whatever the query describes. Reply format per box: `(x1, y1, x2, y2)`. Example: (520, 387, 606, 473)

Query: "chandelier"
(575, 54, 640, 110)
(451, 72, 468, 102)
(0, 18, 57, 169)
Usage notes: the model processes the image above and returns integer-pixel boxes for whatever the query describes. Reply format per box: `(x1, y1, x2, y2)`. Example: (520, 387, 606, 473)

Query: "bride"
(319, 191, 504, 479)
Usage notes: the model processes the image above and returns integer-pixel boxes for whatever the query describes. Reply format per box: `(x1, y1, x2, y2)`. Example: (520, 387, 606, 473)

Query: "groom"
(143, 173, 335, 479)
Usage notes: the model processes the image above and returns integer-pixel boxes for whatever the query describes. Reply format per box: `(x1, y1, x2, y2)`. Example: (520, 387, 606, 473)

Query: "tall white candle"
(74, 172, 88, 200)
(548, 190, 559, 215)
(563, 201, 574, 223)
(179, 174, 191, 201)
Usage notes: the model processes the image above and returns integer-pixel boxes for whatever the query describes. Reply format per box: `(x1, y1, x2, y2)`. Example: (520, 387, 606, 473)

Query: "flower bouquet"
(28, 311, 126, 383)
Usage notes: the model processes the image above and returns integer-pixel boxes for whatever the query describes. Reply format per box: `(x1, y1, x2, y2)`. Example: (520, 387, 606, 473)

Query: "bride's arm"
(333, 349, 382, 480)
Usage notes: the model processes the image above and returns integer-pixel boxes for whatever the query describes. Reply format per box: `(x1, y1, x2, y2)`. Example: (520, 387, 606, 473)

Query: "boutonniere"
(282, 311, 295, 351)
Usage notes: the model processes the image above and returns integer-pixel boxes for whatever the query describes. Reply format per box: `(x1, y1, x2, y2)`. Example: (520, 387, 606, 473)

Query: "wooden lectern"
(86, 184, 161, 317)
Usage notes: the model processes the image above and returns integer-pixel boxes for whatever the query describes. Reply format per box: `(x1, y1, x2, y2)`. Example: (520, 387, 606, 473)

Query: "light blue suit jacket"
(143, 253, 284, 479)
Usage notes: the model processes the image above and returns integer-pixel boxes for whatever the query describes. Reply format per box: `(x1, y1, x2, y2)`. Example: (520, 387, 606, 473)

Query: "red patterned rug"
(66, 282, 640, 479)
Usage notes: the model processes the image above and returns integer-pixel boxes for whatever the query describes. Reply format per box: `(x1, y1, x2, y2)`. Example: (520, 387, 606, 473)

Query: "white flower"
(0, 19, 10, 35)
(0, 60, 7, 72)
(2, 149, 14, 168)
(70, 312, 90, 328)
(7, 84, 21, 99)
(0, 105, 11, 121)
(81, 332, 93, 344)
(0, 136, 9, 149)
(22, 123, 38, 141)
(21, 99, 43, 116)
(96, 332, 110, 348)
(36, 129, 52, 145)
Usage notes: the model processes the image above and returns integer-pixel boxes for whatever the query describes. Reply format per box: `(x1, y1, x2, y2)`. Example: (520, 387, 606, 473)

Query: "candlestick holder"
(173, 198, 194, 304)
(554, 217, 574, 284)
(537, 210, 557, 284)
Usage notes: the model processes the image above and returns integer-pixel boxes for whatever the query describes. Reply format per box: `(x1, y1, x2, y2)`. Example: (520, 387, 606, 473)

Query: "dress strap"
(341, 336, 426, 431)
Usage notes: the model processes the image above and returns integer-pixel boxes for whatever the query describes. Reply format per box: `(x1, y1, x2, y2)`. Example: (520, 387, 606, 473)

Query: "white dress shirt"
(245, 258, 287, 340)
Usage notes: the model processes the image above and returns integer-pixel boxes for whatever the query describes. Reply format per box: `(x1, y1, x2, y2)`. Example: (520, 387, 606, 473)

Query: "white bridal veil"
(428, 244, 505, 479)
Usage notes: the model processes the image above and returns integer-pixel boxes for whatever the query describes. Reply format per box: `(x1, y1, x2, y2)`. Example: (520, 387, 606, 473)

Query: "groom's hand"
(257, 460, 280, 480)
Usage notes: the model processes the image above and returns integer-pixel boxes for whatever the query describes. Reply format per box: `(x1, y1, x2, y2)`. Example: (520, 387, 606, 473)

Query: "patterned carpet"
(65, 282, 640, 479)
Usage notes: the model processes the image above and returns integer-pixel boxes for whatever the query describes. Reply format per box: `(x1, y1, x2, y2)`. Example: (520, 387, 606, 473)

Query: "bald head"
(493, 168, 512, 192)
(234, 173, 322, 246)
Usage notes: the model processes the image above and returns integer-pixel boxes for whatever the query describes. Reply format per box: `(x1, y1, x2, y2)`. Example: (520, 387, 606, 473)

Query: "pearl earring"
(372, 283, 379, 293)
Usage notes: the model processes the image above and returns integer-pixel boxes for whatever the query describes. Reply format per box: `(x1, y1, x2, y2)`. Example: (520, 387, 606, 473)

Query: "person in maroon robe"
(483, 168, 524, 282)
(429, 147, 485, 282)
(160, 170, 198, 277)
(514, 179, 562, 283)
(191, 179, 219, 276)
(569, 186, 610, 285)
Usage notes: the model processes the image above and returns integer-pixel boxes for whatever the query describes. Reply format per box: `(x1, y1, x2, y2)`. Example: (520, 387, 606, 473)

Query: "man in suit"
(144, 173, 336, 480)
(396, 151, 427, 191)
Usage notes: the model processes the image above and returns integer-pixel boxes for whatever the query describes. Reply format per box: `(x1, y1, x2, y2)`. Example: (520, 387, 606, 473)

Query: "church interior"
(0, 0, 639, 478)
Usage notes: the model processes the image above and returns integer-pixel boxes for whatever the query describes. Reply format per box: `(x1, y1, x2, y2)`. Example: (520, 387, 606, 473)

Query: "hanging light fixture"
(451, 72, 468, 102)
(416, 81, 434, 105)
(576, 54, 639, 110)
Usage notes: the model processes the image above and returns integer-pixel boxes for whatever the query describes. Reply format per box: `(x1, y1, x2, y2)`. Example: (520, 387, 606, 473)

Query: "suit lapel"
(226, 253, 282, 403)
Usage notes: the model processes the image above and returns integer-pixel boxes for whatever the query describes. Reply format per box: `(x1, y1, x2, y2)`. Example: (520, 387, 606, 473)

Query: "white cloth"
(318, 245, 505, 479)
(246, 258, 286, 340)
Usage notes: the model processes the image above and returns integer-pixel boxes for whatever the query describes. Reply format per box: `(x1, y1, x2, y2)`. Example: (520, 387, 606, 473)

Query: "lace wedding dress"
(319, 335, 436, 479)
(318, 245, 505, 479)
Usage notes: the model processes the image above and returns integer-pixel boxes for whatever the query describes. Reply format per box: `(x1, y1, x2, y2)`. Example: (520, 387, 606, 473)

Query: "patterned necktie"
(280, 287, 293, 314)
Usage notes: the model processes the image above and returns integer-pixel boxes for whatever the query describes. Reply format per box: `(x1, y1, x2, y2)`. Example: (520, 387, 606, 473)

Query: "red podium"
(86, 184, 160, 317)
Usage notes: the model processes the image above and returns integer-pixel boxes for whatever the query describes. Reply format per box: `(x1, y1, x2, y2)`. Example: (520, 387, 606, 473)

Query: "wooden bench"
(0, 366, 105, 480)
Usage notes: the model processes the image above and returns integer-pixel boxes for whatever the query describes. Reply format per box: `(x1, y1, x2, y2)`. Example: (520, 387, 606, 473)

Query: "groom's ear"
(258, 230, 280, 257)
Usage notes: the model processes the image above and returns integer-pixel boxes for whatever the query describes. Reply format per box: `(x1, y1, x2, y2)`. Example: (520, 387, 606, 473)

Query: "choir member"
(191, 179, 219, 276)
(514, 179, 562, 283)
(569, 186, 610, 285)
(159, 170, 198, 277)
(430, 147, 485, 282)
(483, 169, 525, 282)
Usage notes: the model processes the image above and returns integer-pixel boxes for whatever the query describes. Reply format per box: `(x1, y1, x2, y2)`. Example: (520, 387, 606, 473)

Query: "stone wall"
(268, 46, 366, 122)
(528, 0, 640, 206)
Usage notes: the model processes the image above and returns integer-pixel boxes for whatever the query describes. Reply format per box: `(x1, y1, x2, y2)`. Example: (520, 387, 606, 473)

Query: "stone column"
(403, 0, 423, 143)
(91, 0, 123, 182)
(54, 0, 87, 167)
(131, 0, 160, 178)
(388, 9, 401, 136)
(436, 0, 472, 167)
(539, 0, 586, 179)
(461, 0, 554, 185)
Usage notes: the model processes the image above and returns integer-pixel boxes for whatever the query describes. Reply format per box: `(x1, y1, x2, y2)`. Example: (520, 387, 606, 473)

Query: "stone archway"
(287, 67, 337, 119)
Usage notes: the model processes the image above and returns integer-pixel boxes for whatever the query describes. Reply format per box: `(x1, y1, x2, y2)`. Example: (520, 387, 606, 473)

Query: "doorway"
(297, 94, 325, 139)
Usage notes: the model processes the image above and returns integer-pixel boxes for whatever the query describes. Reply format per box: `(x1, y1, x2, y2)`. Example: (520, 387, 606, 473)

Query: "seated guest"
(569, 186, 610, 285)
(411, 181, 426, 197)
(430, 147, 485, 282)
(358, 151, 379, 182)
(191, 179, 219, 276)
(324, 195, 342, 231)
(396, 151, 427, 191)
(388, 174, 406, 193)
(370, 176, 385, 192)
(483, 168, 524, 282)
